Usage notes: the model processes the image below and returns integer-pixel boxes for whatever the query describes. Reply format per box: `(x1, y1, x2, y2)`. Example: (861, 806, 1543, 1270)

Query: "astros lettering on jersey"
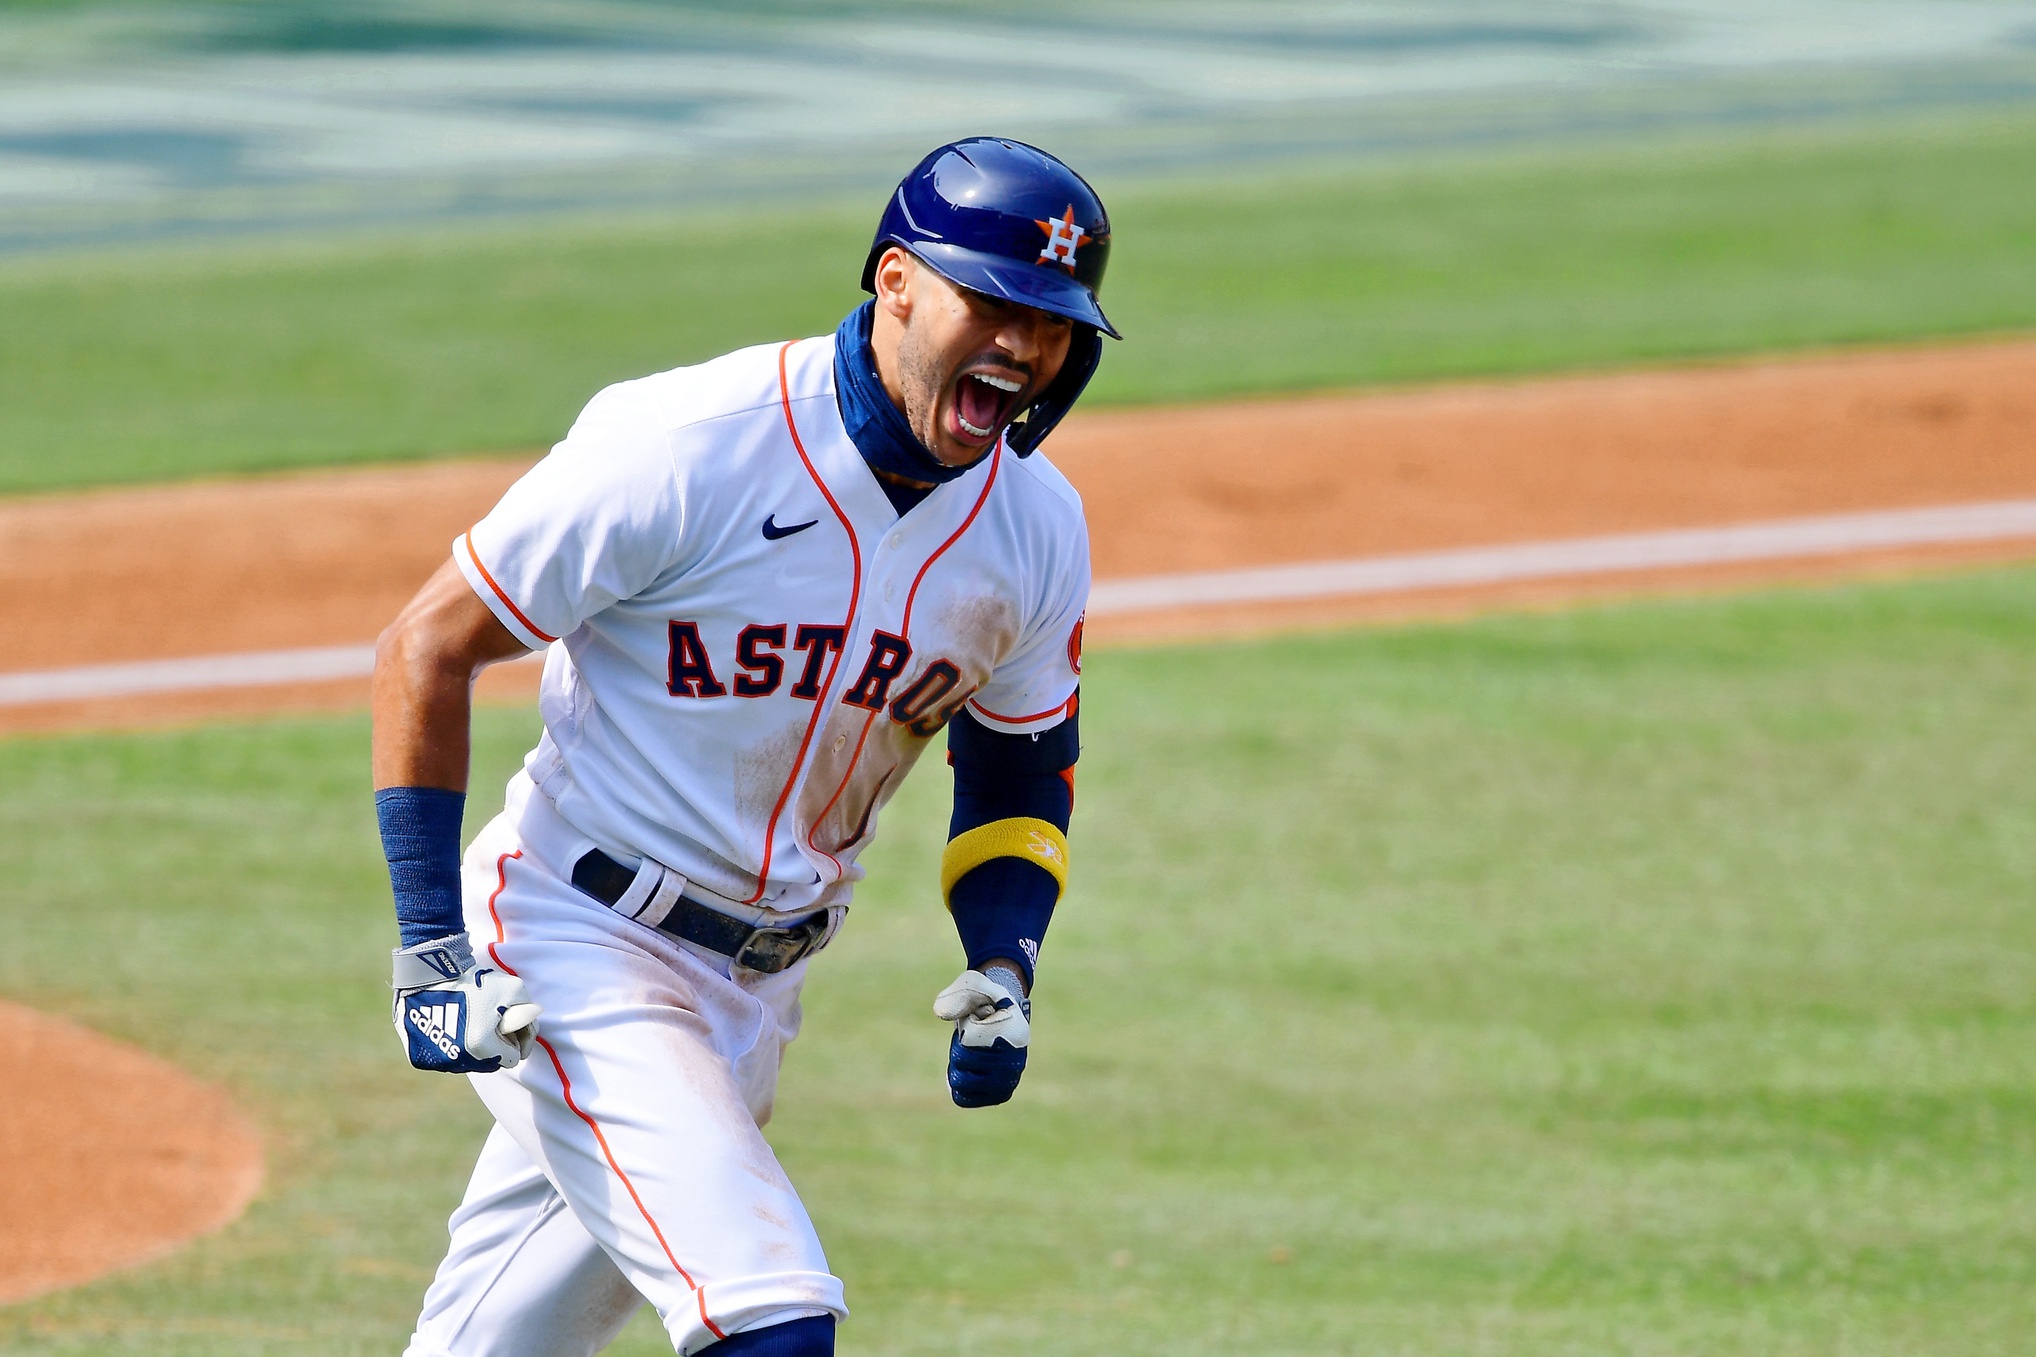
(388, 136, 1117, 1357)
(455, 337, 1090, 916)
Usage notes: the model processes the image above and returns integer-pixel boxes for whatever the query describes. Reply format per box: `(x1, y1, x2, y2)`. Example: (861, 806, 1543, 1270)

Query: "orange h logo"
(1035, 206, 1090, 272)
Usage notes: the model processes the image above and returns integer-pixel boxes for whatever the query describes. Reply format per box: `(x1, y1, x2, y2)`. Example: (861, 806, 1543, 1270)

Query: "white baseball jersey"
(454, 334, 1090, 916)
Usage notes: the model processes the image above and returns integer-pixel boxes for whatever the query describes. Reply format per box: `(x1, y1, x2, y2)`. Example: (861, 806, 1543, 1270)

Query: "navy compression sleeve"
(945, 705, 1078, 988)
(376, 787, 468, 947)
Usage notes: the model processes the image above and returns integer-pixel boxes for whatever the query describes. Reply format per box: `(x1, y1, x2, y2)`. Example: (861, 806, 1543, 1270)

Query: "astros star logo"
(1035, 205, 1090, 272)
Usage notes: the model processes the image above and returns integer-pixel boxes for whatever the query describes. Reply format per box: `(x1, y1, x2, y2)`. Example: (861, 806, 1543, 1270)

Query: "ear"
(872, 245, 916, 323)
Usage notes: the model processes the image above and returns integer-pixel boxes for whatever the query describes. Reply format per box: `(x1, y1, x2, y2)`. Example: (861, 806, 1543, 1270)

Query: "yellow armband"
(940, 817, 1069, 906)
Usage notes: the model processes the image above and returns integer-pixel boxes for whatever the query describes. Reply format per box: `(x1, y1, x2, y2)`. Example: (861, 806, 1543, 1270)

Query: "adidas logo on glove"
(405, 992, 468, 1065)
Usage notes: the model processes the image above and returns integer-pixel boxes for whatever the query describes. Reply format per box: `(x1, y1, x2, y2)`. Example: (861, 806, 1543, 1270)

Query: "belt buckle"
(734, 912, 827, 974)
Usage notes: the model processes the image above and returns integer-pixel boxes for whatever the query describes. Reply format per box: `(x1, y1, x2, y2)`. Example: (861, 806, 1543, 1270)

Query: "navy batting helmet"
(862, 137, 1119, 456)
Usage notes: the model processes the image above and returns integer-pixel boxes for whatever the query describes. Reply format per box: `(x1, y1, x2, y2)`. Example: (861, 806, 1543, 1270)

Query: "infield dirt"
(3, 335, 2036, 1302)
(0, 1002, 263, 1306)
(5, 336, 2034, 733)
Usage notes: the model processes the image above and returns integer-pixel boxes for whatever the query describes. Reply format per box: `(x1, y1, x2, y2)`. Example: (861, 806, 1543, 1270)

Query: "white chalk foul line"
(0, 644, 380, 707)
(5, 498, 2036, 708)
(1086, 498, 2036, 615)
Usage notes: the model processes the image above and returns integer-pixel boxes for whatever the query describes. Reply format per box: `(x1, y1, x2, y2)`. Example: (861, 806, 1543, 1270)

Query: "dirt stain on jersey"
(936, 593, 1021, 667)
(796, 705, 918, 859)
(734, 718, 813, 831)
(794, 591, 1020, 858)
(721, 716, 820, 896)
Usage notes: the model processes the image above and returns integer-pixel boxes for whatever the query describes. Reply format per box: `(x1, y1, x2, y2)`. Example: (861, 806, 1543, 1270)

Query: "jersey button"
(888, 533, 904, 551)
(884, 581, 896, 601)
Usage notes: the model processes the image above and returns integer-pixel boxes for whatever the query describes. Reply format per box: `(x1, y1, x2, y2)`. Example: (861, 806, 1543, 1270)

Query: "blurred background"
(9, 0, 2031, 252)
(5, 2, 2036, 1354)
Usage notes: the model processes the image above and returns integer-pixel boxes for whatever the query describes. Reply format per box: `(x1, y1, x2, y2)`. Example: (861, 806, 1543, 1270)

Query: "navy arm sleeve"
(946, 703, 1078, 989)
(377, 787, 468, 947)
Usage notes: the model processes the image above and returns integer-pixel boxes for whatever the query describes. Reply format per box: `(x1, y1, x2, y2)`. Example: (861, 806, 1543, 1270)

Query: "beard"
(894, 319, 951, 462)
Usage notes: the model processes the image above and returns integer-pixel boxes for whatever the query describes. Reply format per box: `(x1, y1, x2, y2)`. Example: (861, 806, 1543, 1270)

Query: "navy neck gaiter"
(833, 301, 980, 514)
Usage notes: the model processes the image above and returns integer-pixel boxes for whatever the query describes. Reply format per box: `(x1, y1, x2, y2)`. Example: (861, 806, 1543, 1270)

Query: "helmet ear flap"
(1006, 325, 1101, 458)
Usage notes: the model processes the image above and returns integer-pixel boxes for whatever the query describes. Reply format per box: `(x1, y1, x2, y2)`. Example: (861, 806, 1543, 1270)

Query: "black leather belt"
(570, 848, 829, 974)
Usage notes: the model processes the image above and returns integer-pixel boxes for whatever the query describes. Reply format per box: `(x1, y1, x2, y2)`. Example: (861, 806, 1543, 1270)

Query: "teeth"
(957, 414, 993, 437)
(971, 373, 1022, 393)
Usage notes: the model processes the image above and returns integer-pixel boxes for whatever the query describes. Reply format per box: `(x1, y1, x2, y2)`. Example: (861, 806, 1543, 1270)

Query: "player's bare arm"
(371, 562, 543, 1077)
(374, 138, 1112, 1356)
(372, 559, 528, 792)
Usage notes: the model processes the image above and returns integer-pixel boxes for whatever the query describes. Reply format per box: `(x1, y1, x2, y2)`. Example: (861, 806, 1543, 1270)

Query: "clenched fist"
(933, 965, 1030, 1107)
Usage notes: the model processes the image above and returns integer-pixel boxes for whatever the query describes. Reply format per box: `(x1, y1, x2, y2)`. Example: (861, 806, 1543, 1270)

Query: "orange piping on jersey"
(900, 447, 1001, 634)
(532, 1034, 726, 1340)
(1059, 766, 1076, 810)
(484, 850, 523, 974)
(967, 692, 1076, 727)
(805, 446, 1001, 856)
(463, 535, 559, 645)
(746, 340, 863, 903)
(806, 708, 882, 860)
(490, 861, 726, 1340)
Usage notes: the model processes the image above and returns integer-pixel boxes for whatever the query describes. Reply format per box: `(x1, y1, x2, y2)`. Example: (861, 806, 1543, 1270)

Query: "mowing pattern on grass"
(5, 568, 2036, 1354)
(5, 111, 2036, 493)
(7, 0, 2030, 255)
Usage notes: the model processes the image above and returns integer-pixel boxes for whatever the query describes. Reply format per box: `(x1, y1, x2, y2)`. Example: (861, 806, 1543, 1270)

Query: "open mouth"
(950, 370, 1025, 443)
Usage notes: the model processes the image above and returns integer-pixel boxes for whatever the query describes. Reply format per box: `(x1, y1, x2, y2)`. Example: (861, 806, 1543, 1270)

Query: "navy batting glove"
(947, 1031, 1028, 1107)
(932, 966, 1031, 1107)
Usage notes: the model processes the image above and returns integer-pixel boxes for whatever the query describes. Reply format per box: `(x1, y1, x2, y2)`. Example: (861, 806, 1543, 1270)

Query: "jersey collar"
(790, 333, 1002, 544)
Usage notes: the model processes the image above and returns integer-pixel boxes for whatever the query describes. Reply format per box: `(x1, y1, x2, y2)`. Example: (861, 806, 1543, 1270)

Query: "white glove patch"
(933, 967, 1031, 1050)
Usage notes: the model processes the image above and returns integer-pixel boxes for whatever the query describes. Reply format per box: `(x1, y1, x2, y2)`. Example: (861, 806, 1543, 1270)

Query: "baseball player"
(370, 138, 1114, 1357)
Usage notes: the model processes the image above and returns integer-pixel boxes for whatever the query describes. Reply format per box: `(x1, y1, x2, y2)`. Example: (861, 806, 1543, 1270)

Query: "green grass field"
(4, 108, 2036, 493)
(5, 568, 2036, 1355)
(8, 73, 2036, 1356)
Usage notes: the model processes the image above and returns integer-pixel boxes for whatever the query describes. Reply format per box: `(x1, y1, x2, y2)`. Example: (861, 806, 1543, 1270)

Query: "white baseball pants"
(404, 773, 847, 1357)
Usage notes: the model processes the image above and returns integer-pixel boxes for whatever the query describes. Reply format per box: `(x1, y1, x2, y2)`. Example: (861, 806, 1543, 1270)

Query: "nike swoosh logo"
(762, 513, 820, 541)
